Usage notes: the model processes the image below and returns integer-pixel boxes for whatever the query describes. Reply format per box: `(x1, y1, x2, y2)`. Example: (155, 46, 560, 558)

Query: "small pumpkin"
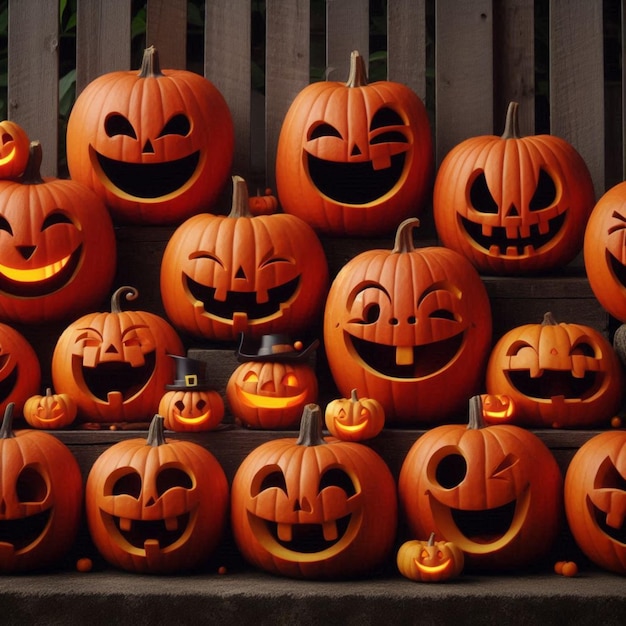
(324, 388, 385, 441)
(396, 532, 464, 582)
(23, 387, 77, 430)
(0, 120, 30, 179)
(248, 187, 279, 216)
(480, 393, 516, 424)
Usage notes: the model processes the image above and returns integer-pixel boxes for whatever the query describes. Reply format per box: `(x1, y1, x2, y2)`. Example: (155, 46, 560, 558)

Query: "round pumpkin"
(23, 387, 77, 430)
(564, 430, 626, 575)
(85, 414, 229, 573)
(66, 45, 234, 225)
(323, 217, 492, 425)
(485, 312, 623, 428)
(0, 120, 30, 180)
(396, 532, 464, 583)
(324, 388, 385, 441)
(0, 141, 116, 324)
(230, 403, 398, 579)
(51, 286, 184, 424)
(480, 393, 516, 424)
(433, 101, 595, 275)
(398, 395, 563, 571)
(276, 49, 433, 237)
(160, 175, 329, 341)
(0, 403, 83, 573)
(248, 188, 279, 216)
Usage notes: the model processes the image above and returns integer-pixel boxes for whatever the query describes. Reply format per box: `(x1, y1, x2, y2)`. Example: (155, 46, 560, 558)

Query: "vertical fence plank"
(205, 0, 252, 181)
(146, 0, 187, 69)
(550, 0, 604, 197)
(76, 0, 131, 94)
(7, 0, 59, 176)
(326, 0, 369, 81)
(435, 0, 493, 165)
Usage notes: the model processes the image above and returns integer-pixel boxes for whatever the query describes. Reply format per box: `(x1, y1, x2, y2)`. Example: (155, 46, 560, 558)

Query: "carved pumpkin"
(0, 321, 41, 418)
(23, 387, 77, 430)
(583, 181, 626, 322)
(485, 312, 623, 428)
(85, 414, 229, 573)
(323, 217, 492, 425)
(161, 176, 329, 341)
(480, 393, 516, 424)
(276, 50, 433, 237)
(0, 403, 83, 573)
(396, 532, 464, 583)
(66, 45, 234, 225)
(0, 142, 116, 324)
(433, 101, 595, 275)
(230, 403, 398, 579)
(51, 286, 184, 424)
(0, 120, 30, 180)
(398, 395, 563, 571)
(324, 388, 385, 442)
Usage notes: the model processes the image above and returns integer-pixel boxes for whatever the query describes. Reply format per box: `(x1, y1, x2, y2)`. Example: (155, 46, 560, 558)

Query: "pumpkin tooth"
(520, 224, 532, 238)
(277, 522, 292, 542)
(538, 220, 551, 235)
(505, 225, 519, 239)
(489, 244, 502, 256)
(165, 516, 178, 531)
(322, 520, 338, 541)
(481, 224, 493, 237)
(232, 311, 249, 335)
(119, 516, 132, 532)
(372, 154, 391, 170)
(395, 345, 414, 366)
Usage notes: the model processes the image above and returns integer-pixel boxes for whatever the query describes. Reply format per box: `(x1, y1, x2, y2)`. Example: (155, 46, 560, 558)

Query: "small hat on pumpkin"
(165, 354, 211, 390)
(236, 333, 319, 363)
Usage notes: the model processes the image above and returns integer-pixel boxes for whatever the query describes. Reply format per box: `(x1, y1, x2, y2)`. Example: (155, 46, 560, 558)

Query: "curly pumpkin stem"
(111, 286, 139, 313)
(296, 404, 326, 447)
(467, 395, 487, 430)
(501, 101, 521, 140)
(345, 50, 368, 88)
(392, 218, 421, 254)
(542, 311, 558, 326)
(138, 45, 165, 79)
(228, 175, 253, 219)
(0, 403, 15, 439)
(21, 141, 45, 185)
(147, 414, 167, 447)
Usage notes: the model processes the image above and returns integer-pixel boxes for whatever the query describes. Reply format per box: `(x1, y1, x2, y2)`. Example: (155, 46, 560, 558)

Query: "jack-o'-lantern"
(23, 387, 77, 430)
(480, 393, 516, 424)
(0, 120, 30, 180)
(0, 141, 116, 324)
(230, 403, 397, 579)
(66, 45, 234, 225)
(396, 532, 464, 582)
(486, 312, 623, 428)
(584, 181, 626, 322)
(161, 176, 329, 341)
(0, 403, 83, 573)
(324, 388, 385, 442)
(398, 395, 563, 571)
(158, 355, 224, 432)
(51, 286, 184, 424)
(85, 414, 229, 573)
(226, 334, 318, 429)
(433, 101, 595, 275)
(0, 321, 41, 418)
(323, 217, 492, 425)
(276, 50, 433, 237)
(564, 430, 626, 575)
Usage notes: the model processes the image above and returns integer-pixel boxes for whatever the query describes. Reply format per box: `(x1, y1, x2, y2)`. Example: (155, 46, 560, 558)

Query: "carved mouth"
(608, 250, 626, 289)
(235, 387, 308, 409)
(0, 509, 51, 552)
(505, 369, 601, 400)
(0, 361, 17, 404)
(587, 495, 626, 544)
(104, 511, 192, 551)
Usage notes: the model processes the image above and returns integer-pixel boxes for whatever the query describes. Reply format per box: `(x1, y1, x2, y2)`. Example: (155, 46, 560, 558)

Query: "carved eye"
(259, 469, 287, 494)
(158, 114, 191, 138)
(569, 341, 596, 357)
(469, 172, 499, 214)
(105, 114, 137, 139)
(529, 169, 557, 211)
(16, 467, 48, 503)
(492, 453, 518, 479)
(0, 215, 12, 234)
(435, 453, 467, 489)
(41, 212, 73, 230)
(308, 123, 342, 141)
(156, 467, 193, 496)
(112, 471, 141, 498)
(319, 468, 357, 497)
(370, 107, 407, 144)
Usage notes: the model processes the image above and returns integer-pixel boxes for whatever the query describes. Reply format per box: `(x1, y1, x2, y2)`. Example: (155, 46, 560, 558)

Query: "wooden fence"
(4, 0, 621, 200)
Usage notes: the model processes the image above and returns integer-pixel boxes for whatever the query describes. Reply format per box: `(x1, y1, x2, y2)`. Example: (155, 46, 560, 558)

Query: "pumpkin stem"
(21, 141, 45, 185)
(350, 388, 359, 403)
(296, 404, 326, 447)
(542, 311, 558, 326)
(111, 286, 139, 313)
(428, 531, 436, 546)
(45, 387, 52, 397)
(228, 175, 254, 219)
(501, 101, 521, 140)
(345, 50, 368, 88)
(0, 403, 16, 439)
(146, 414, 167, 447)
(138, 45, 165, 79)
(467, 395, 487, 430)
(392, 218, 421, 254)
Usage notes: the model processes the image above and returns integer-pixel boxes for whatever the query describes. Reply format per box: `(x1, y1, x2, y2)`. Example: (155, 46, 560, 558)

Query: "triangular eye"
(492, 453, 518, 478)
(308, 123, 342, 141)
(158, 114, 191, 138)
(469, 172, 499, 214)
(529, 169, 557, 211)
(105, 114, 137, 139)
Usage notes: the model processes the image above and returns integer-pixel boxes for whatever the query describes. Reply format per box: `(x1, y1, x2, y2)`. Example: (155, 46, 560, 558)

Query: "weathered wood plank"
(146, 0, 187, 69)
(326, 0, 369, 81)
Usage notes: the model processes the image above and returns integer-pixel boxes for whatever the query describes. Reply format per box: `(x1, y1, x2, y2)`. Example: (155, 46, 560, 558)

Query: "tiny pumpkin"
(324, 388, 385, 441)
(248, 188, 279, 216)
(23, 387, 77, 430)
(396, 532, 464, 582)
(0, 120, 30, 179)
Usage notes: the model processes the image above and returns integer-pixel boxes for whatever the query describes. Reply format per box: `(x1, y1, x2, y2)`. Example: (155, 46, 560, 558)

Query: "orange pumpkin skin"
(23, 387, 77, 430)
(584, 181, 626, 322)
(480, 393, 517, 424)
(158, 389, 224, 432)
(323, 218, 492, 425)
(227, 360, 318, 429)
(433, 102, 595, 275)
(324, 388, 385, 441)
(66, 46, 234, 226)
(396, 533, 464, 582)
(51, 286, 184, 424)
(276, 50, 433, 237)
(161, 176, 329, 341)
(85, 414, 229, 574)
(486, 312, 623, 428)
(230, 404, 397, 579)
(0, 142, 116, 324)
(398, 395, 563, 571)
(0, 120, 30, 179)
(564, 430, 626, 575)
(0, 403, 83, 573)
(249, 188, 279, 216)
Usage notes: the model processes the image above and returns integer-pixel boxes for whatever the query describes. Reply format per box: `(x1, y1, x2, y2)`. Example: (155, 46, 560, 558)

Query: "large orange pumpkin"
(276, 50, 433, 237)
(323, 217, 492, 425)
(0, 120, 30, 180)
(0, 142, 116, 324)
(161, 176, 329, 341)
(66, 46, 234, 225)
(433, 101, 595, 275)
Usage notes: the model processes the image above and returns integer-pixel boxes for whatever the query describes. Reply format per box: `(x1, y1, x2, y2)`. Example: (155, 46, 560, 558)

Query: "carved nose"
(17, 245, 36, 260)
(351, 144, 362, 156)
(142, 139, 155, 154)
(293, 497, 312, 512)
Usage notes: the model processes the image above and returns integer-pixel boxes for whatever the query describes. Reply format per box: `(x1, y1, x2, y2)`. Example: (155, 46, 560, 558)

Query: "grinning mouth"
(587, 495, 626, 544)
(505, 369, 601, 400)
(450, 500, 516, 544)
(0, 509, 51, 551)
(608, 250, 626, 289)
(0, 361, 17, 403)
(109, 512, 191, 550)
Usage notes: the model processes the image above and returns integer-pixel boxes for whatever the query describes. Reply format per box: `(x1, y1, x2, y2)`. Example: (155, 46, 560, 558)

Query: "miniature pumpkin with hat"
(226, 333, 319, 429)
